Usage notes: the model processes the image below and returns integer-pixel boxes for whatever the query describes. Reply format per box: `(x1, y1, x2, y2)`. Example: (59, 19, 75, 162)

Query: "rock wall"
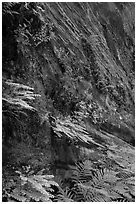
(2, 2, 135, 168)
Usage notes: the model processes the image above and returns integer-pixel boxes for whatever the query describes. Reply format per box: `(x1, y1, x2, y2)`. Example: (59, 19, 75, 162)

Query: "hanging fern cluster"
(2, 80, 39, 112)
(52, 116, 105, 148)
(2, 79, 42, 150)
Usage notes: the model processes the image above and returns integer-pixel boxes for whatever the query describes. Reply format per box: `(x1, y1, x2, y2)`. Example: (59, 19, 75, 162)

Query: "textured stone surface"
(2, 2, 135, 175)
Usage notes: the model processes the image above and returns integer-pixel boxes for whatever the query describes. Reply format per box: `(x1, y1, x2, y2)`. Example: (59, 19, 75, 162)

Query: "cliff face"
(2, 2, 135, 202)
(3, 1, 134, 172)
(3, 2, 134, 140)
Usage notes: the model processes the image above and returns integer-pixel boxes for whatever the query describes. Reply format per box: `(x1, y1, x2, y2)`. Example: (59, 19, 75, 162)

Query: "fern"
(2, 79, 41, 145)
(2, 2, 19, 15)
(54, 186, 74, 202)
(54, 160, 135, 202)
(52, 117, 104, 147)
(69, 162, 94, 184)
(3, 168, 59, 202)
(76, 182, 112, 202)
(2, 80, 40, 126)
(53, 176, 74, 202)
(3, 80, 40, 111)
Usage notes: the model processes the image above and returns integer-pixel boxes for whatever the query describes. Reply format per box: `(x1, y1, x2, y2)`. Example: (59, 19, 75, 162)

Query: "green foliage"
(3, 167, 58, 202)
(2, 2, 18, 15)
(3, 160, 135, 202)
(3, 80, 39, 111)
(54, 186, 74, 202)
(54, 160, 135, 202)
(52, 117, 104, 147)
(2, 2, 135, 203)
(3, 141, 51, 171)
(2, 80, 37, 124)
(2, 2, 43, 78)
(2, 79, 41, 146)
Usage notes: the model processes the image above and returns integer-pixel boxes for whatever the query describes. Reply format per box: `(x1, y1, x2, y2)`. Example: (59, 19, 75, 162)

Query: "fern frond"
(75, 182, 111, 202)
(3, 98, 36, 111)
(124, 176, 135, 186)
(116, 170, 134, 180)
(5, 81, 34, 91)
(65, 161, 135, 202)
(54, 186, 74, 202)
(3, 80, 40, 114)
(9, 170, 59, 202)
(2, 2, 19, 15)
(53, 117, 104, 147)
(9, 188, 27, 202)
(70, 162, 93, 184)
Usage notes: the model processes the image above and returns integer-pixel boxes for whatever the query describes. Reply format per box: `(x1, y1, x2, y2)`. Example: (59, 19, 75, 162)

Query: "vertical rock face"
(2, 2, 135, 164)
(3, 3, 135, 103)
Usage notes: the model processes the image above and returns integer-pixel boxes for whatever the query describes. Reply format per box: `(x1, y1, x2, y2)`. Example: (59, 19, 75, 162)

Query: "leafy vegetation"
(2, 2, 134, 202)
(3, 167, 58, 202)
(53, 161, 135, 202)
